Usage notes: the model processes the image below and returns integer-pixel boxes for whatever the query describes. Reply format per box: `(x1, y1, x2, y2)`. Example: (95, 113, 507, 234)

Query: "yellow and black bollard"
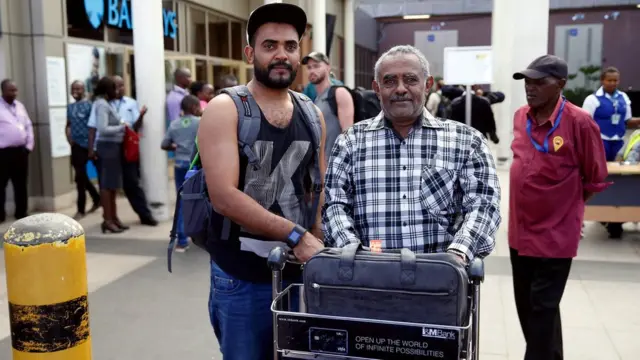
(3, 213, 92, 359)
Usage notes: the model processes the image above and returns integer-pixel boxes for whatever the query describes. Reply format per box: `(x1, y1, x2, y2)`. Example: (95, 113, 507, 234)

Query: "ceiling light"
(403, 14, 431, 20)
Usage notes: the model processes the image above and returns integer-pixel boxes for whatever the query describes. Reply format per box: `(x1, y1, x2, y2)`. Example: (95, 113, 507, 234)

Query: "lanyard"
(612, 96, 620, 112)
(526, 98, 566, 153)
(112, 99, 123, 113)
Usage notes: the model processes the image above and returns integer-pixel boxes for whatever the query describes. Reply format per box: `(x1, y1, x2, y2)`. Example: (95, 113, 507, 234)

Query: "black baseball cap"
(246, 3, 308, 44)
(302, 52, 330, 65)
(513, 55, 568, 80)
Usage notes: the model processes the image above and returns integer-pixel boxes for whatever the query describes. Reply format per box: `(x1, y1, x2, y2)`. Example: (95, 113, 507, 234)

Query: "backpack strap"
(289, 91, 323, 229)
(188, 136, 200, 170)
(220, 85, 263, 170)
(327, 85, 339, 117)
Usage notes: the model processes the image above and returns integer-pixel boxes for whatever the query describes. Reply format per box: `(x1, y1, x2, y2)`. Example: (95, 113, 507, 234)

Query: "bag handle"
(338, 243, 361, 281)
(337, 243, 417, 284)
(400, 248, 417, 285)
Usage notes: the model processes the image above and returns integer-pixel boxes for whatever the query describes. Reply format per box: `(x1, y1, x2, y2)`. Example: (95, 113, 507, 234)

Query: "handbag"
(123, 126, 140, 163)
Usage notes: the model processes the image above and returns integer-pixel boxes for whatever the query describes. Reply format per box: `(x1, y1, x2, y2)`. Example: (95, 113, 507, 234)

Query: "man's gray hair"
(374, 45, 431, 83)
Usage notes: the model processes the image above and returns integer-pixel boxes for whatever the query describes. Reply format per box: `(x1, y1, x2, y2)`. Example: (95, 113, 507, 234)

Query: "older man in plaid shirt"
(322, 45, 502, 263)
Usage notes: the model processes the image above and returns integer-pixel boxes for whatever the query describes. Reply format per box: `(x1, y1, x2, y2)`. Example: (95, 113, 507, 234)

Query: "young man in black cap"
(509, 54, 609, 360)
(196, 3, 326, 359)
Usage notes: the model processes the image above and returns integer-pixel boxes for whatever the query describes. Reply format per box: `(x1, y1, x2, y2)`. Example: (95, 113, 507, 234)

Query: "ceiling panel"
(356, 0, 640, 17)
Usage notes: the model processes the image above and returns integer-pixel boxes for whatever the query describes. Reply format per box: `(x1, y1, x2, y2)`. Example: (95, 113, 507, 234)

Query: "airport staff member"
(582, 66, 640, 161)
(510, 55, 610, 360)
(323, 45, 501, 263)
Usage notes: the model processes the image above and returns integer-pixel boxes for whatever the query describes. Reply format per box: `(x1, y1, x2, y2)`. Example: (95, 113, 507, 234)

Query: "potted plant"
(563, 65, 600, 105)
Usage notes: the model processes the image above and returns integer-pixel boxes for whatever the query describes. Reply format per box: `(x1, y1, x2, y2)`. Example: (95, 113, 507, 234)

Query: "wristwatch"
(286, 224, 307, 248)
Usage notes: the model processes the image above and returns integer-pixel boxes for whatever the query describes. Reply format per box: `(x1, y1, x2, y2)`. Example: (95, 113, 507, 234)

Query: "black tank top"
(210, 97, 314, 283)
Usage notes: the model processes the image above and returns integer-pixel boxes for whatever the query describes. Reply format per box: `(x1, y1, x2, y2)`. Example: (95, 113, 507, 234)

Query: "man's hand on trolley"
(292, 232, 324, 263)
(448, 250, 468, 266)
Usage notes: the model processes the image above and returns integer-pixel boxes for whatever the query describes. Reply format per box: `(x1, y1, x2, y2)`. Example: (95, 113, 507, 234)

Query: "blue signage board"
(84, 0, 177, 39)
(427, 34, 435, 42)
(569, 28, 578, 37)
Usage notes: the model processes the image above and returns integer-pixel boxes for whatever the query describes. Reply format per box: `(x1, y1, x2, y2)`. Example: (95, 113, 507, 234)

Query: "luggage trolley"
(267, 246, 485, 360)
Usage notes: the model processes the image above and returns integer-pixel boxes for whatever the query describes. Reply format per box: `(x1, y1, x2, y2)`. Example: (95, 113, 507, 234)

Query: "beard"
(254, 60, 297, 89)
(310, 72, 326, 85)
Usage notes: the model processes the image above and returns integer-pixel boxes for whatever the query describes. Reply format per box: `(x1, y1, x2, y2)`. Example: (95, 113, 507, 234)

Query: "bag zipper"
(310, 283, 451, 296)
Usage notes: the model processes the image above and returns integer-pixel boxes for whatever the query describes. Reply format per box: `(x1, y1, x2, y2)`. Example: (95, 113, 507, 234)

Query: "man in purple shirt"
(166, 68, 192, 124)
(0, 79, 34, 223)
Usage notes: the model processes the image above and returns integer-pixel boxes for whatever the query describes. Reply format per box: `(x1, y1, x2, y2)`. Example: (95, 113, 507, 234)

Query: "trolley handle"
(267, 246, 288, 271)
(267, 246, 301, 270)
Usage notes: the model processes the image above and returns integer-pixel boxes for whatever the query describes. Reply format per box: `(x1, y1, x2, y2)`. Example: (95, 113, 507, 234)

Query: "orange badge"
(370, 240, 382, 253)
(553, 136, 564, 152)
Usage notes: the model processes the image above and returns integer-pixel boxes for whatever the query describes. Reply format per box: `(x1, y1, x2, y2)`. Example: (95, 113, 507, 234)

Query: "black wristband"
(286, 224, 307, 248)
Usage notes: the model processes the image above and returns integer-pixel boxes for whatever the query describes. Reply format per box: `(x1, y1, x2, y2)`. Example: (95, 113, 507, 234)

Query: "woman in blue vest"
(582, 67, 640, 239)
(582, 67, 640, 161)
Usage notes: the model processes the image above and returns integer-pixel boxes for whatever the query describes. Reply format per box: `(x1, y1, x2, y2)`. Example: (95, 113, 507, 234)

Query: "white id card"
(611, 114, 621, 125)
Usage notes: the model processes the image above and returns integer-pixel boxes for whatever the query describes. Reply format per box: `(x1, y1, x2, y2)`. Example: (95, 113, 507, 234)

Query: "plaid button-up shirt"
(322, 109, 501, 261)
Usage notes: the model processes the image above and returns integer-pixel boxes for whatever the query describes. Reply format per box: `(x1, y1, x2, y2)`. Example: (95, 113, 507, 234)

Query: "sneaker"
(175, 244, 190, 253)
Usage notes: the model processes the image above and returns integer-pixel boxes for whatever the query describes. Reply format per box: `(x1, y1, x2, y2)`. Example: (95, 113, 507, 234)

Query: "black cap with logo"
(246, 3, 308, 44)
(513, 55, 569, 80)
(302, 52, 330, 65)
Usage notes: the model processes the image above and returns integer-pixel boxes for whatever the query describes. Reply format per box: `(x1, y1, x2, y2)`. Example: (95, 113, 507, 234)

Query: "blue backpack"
(167, 85, 323, 272)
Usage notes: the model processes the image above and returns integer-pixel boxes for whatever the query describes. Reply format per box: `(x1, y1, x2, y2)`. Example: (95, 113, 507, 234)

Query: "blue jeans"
(174, 165, 189, 247)
(208, 260, 299, 360)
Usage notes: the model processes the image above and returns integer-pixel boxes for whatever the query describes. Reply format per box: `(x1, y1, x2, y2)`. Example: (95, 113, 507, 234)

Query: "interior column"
(343, 0, 355, 88)
(491, 0, 550, 164)
(132, 0, 170, 221)
(313, 0, 327, 54)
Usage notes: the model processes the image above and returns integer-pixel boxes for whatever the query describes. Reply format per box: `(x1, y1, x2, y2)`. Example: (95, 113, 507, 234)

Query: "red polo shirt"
(509, 96, 610, 258)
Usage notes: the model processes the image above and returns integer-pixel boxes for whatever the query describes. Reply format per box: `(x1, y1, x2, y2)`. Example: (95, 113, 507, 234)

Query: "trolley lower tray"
(276, 311, 463, 359)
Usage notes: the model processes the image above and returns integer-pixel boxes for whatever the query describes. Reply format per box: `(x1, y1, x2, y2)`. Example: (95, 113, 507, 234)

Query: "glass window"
(190, 8, 207, 55)
(66, 0, 105, 40)
(105, 0, 133, 44)
(196, 59, 208, 83)
(208, 14, 229, 58)
(163, 1, 177, 51)
(230, 21, 244, 61)
(330, 36, 343, 81)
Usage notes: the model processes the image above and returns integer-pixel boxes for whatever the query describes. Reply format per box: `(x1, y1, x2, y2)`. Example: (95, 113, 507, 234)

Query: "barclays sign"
(84, 0, 178, 39)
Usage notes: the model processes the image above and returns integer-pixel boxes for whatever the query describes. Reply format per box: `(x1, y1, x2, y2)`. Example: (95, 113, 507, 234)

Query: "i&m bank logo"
(84, 0, 104, 29)
(83, 0, 178, 39)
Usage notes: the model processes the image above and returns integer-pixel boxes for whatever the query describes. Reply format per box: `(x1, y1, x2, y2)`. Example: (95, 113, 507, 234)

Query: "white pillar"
(313, 0, 327, 54)
(491, 0, 550, 165)
(343, 0, 355, 88)
(132, 0, 170, 221)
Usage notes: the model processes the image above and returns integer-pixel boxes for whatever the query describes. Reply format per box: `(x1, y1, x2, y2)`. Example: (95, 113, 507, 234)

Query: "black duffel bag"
(303, 243, 469, 327)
